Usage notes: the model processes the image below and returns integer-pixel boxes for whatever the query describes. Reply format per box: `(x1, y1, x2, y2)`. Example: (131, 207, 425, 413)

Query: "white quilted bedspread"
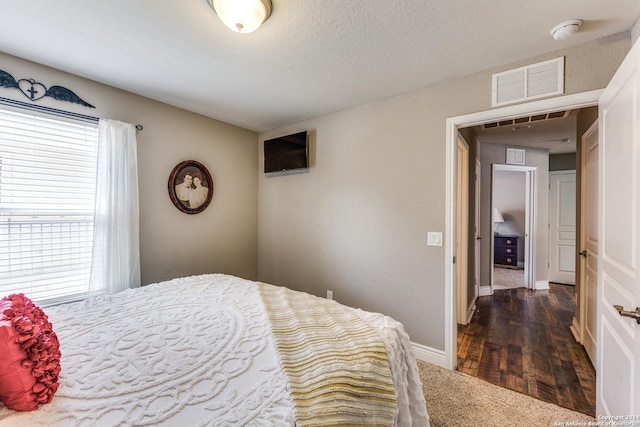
(0, 274, 429, 427)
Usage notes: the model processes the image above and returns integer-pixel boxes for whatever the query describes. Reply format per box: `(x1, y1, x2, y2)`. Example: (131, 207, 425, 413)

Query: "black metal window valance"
(0, 69, 94, 108)
(0, 68, 142, 131)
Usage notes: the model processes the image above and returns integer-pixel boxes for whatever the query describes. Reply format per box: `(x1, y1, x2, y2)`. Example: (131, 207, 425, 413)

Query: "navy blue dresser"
(494, 235, 519, 268)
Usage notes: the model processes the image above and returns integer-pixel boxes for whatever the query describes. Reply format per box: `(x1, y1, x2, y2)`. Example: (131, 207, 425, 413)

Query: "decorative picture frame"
(168, 160, 214, 214)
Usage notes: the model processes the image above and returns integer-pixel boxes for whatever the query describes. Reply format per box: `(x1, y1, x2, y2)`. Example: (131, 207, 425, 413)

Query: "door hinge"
(453, 256, 456, 264)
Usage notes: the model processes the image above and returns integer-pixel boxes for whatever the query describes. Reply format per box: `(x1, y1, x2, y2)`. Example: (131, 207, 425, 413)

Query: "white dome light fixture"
(208, 0, 272, 33)
(550, 19, 583, 41)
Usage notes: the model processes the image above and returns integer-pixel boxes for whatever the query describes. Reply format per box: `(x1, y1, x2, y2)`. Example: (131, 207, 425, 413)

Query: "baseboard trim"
(535, 280, 550, 290)
(412, 342, 447, 368)
(479, 286, 492, 296)
(570, 317, 582, 343)
(466, 303, 476, 324)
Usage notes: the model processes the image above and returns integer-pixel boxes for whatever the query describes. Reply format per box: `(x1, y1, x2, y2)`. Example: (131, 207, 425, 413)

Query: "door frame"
(573, 119, 598, 362)
(474, 158, 481, 303)
(575, 121, 598, 344)
(444, 89, 602, 370)
(491, 164, 537, 291)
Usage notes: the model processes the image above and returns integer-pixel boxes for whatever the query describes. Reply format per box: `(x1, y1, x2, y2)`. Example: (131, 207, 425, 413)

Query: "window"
(0, 107, 99, 305)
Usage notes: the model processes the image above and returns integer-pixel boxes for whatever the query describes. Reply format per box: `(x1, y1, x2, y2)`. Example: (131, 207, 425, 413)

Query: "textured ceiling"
(472, 111, 580, 154)
(0, 1, 639, 132)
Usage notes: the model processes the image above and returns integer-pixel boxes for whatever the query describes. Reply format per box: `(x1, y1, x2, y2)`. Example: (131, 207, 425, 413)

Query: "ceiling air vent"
(481, 110, 570, 130)
(492, 57, 564, 107)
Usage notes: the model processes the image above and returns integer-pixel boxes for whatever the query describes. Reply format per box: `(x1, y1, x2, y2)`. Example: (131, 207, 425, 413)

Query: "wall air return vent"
(492, 57, 564, 107)
(506, 148, 526, 165)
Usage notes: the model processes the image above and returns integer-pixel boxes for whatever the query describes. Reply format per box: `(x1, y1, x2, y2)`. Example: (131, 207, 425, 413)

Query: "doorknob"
(613, 305, 640, 324)
(578, 250, 587, 257)
(476, 236, 482, 240)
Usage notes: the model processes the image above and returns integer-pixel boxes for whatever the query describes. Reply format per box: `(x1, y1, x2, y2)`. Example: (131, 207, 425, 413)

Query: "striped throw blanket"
(258, 283, 397, 427)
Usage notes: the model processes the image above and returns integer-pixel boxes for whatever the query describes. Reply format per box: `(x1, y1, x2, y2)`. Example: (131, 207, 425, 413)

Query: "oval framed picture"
(168, 160, 214, 214)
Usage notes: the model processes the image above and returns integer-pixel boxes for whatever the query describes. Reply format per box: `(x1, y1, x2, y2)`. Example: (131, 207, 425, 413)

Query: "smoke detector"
(550, 20, 583, 41)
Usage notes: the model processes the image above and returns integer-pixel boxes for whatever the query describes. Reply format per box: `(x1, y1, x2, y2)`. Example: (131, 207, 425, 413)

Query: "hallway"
(457, 283, 595, 416)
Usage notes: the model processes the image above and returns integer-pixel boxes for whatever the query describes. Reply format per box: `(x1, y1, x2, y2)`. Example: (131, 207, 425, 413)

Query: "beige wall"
(0, 31, 631, 352)
(0, 52, 259, 285)
(258, 33, 631, 349)
(549, 153, 577, 171)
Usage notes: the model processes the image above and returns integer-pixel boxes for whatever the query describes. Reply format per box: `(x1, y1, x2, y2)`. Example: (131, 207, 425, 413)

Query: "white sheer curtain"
(89, 119, 140, 295)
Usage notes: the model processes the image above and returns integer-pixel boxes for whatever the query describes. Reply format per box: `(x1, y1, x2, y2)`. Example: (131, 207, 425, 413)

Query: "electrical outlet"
(326, 290, 333, 300)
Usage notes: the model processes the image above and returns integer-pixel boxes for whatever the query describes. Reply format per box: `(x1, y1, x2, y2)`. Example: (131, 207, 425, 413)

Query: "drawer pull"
(506, 258, 512, 263)
(506, 240, 512, 244)
(506, 248, 512, 253)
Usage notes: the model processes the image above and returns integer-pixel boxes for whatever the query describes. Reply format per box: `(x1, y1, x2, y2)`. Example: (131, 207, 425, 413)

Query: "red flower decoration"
(0, 294, 61, 410)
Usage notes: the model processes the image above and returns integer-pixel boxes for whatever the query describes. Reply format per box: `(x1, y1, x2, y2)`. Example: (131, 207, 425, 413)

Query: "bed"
(0, 274, 430, 426)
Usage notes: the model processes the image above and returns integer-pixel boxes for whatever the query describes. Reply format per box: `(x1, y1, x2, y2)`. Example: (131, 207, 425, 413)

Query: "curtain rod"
(0, 95, 143, 132)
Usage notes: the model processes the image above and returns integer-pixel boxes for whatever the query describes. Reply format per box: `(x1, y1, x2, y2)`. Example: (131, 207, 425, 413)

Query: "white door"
(548, 171, 576, 285)
(582, 123, 598, 365)
(597, 37, 640, 416)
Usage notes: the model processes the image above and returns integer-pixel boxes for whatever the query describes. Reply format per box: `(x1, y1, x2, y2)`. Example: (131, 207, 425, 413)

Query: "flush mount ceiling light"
(550, 19, 583, 41)
(208, 0, 272, 33)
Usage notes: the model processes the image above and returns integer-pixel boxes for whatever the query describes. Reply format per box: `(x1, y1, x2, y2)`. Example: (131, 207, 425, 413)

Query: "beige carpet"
(418, 360, 595, 427)
(493, 266, 524, 289)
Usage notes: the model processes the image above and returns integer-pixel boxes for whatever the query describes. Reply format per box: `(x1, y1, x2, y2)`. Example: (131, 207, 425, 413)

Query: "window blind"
(0, 107, 99, 305)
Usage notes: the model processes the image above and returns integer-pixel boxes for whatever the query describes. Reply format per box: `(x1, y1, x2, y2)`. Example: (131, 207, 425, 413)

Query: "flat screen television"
(264, 131, 309, 175)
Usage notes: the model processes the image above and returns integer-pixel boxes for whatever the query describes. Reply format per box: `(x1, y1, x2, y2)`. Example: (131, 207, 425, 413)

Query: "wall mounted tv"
(264, 131, 309, 176)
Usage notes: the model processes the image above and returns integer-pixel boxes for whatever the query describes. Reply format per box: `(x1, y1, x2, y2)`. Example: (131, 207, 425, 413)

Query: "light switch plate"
(427, 232, 443, 247)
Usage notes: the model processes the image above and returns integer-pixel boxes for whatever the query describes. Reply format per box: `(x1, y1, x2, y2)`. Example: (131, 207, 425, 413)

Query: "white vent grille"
(492, 57, 564, 107)
(506, 148, 525, 165)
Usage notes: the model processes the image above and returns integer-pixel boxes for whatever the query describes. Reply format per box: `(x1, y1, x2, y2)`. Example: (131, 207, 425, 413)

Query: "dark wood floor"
(457, 283, 596, 416)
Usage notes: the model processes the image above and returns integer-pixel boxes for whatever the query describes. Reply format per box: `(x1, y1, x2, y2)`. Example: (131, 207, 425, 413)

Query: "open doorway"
(446, 92, 600, 415)
(445, 91, 602, 370)
(491, 164, 537, 291)
(459, 121, 594, 415)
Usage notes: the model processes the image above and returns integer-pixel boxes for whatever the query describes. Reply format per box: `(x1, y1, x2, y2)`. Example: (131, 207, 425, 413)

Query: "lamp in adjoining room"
(493, 208, 505, 235)
(208, 0, 272, 33)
